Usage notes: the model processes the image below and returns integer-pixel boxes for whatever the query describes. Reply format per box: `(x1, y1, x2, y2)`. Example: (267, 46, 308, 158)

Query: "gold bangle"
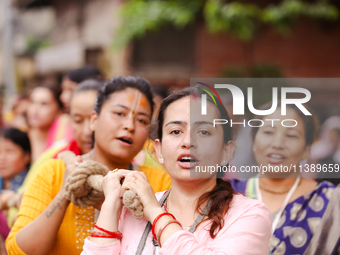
(156, 220, 183, 246)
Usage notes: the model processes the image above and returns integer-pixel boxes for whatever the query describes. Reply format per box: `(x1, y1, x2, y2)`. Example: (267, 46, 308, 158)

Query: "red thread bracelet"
(91, 231, 113, 236)
(91, 234, 117, 238)
(91, 231, 118, 239)
(94, 223, 122, 239)
(92, 231, 110, 234)
(152, 213, 176, 240)
(157, 220, 182, 247)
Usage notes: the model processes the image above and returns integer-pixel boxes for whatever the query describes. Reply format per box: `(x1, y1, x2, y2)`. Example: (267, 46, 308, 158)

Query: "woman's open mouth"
(117, 136, 133, 146)
(179, 156, 196, 163)
(266, 153, 286, 164)
(177, 154, 198, 169)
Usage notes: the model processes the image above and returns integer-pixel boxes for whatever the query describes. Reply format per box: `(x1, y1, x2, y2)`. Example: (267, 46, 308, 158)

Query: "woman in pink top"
(82, 87, 272, 254)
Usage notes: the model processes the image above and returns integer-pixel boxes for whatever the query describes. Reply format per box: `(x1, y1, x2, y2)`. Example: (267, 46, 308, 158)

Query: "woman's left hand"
(121, 171, 163, 222)
(0, 190, 16, 211)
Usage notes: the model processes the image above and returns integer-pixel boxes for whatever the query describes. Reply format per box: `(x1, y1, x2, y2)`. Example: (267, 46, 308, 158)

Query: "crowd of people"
(0, 67, 339, 255)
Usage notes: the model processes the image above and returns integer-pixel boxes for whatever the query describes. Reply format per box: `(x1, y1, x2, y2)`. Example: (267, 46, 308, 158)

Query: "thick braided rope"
(59, 151, 144, 218)
(123, 190, 144, 219)
(64, 160, 109, 207)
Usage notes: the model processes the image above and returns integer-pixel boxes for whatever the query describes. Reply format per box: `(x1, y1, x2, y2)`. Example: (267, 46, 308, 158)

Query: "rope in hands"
(58, 151, 144, 219)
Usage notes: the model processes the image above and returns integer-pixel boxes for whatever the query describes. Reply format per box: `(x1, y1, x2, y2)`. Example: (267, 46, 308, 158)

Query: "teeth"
(180, 156, 196, 162)
(269, 154, 283, 159)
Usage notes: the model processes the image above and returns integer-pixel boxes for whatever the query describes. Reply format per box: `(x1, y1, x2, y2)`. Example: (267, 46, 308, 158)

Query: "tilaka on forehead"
(140, 97, 147, 106)
(127, 95, 134, 102)
(127, 93, 146, 106)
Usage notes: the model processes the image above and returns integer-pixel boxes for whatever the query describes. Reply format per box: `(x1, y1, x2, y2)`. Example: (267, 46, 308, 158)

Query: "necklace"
(259, 180, 297, 194)
(165, 192, 209, 229)
(165, 192, 192, 211)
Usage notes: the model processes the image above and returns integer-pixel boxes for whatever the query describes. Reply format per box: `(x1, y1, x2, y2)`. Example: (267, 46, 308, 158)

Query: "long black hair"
(156, 87, 235, 239)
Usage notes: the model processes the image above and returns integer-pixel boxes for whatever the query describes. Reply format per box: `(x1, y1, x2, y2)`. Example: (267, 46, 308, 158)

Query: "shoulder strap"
(188, 199, 212, 233)
(135, 190, 170, 255)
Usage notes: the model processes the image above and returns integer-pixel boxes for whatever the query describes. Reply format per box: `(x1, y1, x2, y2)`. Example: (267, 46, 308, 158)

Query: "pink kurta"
(82, 192, 271, 255)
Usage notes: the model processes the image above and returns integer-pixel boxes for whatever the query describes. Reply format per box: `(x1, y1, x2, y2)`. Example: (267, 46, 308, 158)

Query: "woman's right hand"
(101, 170, 133, 211)
(89, 170, 133, 245)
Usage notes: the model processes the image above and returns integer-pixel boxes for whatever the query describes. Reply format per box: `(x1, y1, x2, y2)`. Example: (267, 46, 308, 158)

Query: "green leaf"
(115, 0, 339, 47)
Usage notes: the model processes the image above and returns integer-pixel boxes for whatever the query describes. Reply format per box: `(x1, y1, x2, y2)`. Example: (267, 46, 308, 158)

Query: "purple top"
(0, 211, 10, 239)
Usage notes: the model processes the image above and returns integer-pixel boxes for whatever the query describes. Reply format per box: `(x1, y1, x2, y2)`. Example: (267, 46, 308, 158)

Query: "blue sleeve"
(227, 179, 247, 194)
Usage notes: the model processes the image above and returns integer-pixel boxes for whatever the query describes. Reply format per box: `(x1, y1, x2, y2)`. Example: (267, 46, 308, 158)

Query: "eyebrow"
(138, 112, 150, 118)
(262, 124, 303, 134)
(36, 100, 51, 103)
(71, 113, 84, 117)
(287, 127, 303, 134)
(165, 120, 187, 127)
(115, 104, 128, 110)
(113, 104, 150, 118)
(193, 121, 214, 126)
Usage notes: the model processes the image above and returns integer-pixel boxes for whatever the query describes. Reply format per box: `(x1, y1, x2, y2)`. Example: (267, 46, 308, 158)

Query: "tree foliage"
(115, 0, 339, 47)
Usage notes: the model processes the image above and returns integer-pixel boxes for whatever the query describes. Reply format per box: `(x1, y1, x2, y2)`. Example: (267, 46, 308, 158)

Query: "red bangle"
(91, 231, 114, 237)
(157, 220, 182, 247)
(94, 224, 122, 239)
(152, 213, 176, 240)
(90, 234, 118, 238)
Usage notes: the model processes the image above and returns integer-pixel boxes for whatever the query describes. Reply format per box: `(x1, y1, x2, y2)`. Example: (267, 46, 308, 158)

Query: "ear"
(154, 139, 164, 165)
(221, 141, 235, 166)
(90, 111, 98, 132)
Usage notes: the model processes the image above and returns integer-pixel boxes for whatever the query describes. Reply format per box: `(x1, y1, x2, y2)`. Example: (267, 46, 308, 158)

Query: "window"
(131, 25, 195, 76)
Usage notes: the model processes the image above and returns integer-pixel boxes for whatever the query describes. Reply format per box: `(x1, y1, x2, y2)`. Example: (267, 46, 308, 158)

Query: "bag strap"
(135, 190, 171, 255)
(188, 199, 212, 233)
